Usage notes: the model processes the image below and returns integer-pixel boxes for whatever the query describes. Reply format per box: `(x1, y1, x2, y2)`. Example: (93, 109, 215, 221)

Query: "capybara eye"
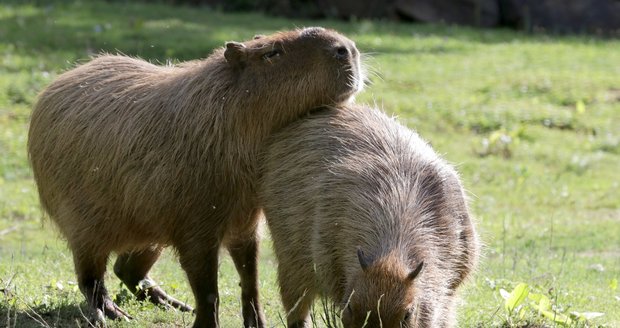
(262, 50, 281, 60)
(403, 309, 413, 322)
(336, 46, 348, 57)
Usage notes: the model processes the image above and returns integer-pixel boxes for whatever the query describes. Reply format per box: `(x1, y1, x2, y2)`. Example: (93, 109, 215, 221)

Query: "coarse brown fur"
(259, 105, 480, 328)
(27, 27, 363, 328)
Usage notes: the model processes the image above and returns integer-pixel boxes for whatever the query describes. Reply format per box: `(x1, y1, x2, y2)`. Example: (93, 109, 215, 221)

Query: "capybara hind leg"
(113, 245, 193, 312)
(227, 237, 266, 328)
(73, 250, 132, 321)
(179, 245, 220, 328)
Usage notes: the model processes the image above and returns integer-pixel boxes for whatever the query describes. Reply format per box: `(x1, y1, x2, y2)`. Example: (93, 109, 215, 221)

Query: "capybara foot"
(242, 310, 266, 328)
(92, 297, 132, 323)
(287, 320, 309, 328)
(136, 283, 193, 312)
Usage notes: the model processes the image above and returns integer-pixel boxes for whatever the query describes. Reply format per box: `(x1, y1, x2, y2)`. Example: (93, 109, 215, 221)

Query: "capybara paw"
(140, 285, 193, 312)
(287, 320, 309, 328)
(244, 319, 266, 328)
(242, 309, 266, 328)
(100, 298, 132, 321)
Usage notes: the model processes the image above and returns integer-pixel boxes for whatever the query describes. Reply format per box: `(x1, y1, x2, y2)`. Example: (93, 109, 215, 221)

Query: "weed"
(498, 282, 607, 328)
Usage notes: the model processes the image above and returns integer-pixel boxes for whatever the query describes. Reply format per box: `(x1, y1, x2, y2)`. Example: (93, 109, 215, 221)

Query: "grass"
(0, 0, 619, 327)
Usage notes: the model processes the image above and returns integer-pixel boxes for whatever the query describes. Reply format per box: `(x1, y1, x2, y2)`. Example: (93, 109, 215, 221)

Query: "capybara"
(27, 27, 363, 327)
(259, 105, 480, 328)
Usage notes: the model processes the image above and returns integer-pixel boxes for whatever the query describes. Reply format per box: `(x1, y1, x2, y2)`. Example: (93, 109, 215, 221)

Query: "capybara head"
(341, 249, 424, 328)
(223, 27, 363, 112)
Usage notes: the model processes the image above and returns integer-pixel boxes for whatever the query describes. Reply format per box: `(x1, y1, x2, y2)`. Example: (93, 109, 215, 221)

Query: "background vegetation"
(0, 0, 618, 327)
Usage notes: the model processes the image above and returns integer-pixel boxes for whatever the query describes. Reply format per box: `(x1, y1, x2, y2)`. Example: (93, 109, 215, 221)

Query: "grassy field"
(1, 1, 619, 327)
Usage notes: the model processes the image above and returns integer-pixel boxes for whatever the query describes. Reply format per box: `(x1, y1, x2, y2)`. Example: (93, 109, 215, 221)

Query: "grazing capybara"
(27, 27, 363, 327)
(259, 105, 480, 328)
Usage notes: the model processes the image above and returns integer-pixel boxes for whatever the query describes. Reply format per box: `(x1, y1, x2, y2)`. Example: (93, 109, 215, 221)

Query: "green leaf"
(576, 100, 586, 114)
(518, 305, 527, 320)
(529, 292, 551, 313)
(541, 310, 573, 326)
(610, 278, 618, 291)
(489, 130, 503, 144)
(504, 282, 529, 313)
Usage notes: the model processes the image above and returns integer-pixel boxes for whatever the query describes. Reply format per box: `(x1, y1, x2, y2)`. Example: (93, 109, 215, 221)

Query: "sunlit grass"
(0, 0, 619, 327)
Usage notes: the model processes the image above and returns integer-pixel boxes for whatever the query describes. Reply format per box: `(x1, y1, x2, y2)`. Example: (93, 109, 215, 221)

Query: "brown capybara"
(27, 27, 363, 327)
(259, 105, 480, 328)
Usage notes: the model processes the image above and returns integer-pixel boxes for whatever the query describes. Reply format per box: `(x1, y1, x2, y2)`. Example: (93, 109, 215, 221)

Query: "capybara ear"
(224, 41, 247, 69)
(253, 34, 265, 40)
(357, 247, 374, 271)
(407, 261, 424, 281)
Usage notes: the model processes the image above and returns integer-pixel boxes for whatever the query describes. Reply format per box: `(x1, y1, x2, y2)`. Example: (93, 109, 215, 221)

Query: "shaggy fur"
(28, 27, 362, 328)
(259, 105, 480, 328)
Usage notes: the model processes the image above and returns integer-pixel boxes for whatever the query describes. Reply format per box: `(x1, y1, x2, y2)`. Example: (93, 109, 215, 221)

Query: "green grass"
(1, 1, 619, 327)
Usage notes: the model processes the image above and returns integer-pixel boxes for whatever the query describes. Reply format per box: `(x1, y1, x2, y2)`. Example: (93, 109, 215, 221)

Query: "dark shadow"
(0, 286, 191, 327)
(0, 0, 308, 63)
(0, 0, 612, 65)
(0, 302, 94, 328)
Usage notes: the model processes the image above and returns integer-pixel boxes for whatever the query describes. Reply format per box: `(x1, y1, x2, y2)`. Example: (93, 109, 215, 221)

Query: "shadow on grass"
(0, 0, 608, 66)
(0, 0, 298, 63)
(0, 302, 94, 328)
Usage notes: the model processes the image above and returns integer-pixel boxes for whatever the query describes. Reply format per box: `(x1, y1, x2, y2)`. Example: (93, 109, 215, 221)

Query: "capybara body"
(260, 105, 480, 328)
(28, 27, 363, 327)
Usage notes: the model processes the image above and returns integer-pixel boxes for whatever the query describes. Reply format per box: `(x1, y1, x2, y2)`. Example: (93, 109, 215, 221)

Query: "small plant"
(500, 282, 529, 322)
(498, 282, 606, 327)
(475, 126, 526, 159)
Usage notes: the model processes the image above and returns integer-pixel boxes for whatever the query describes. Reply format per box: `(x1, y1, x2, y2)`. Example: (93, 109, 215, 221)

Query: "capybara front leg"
(278, 266, 315, 328)
(179, 246, 220, 328)
(288, 320, 311, 328)
(228, 237, 266, 328)
(74, 250, 132, 322)
(113, 245, 193, 312)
